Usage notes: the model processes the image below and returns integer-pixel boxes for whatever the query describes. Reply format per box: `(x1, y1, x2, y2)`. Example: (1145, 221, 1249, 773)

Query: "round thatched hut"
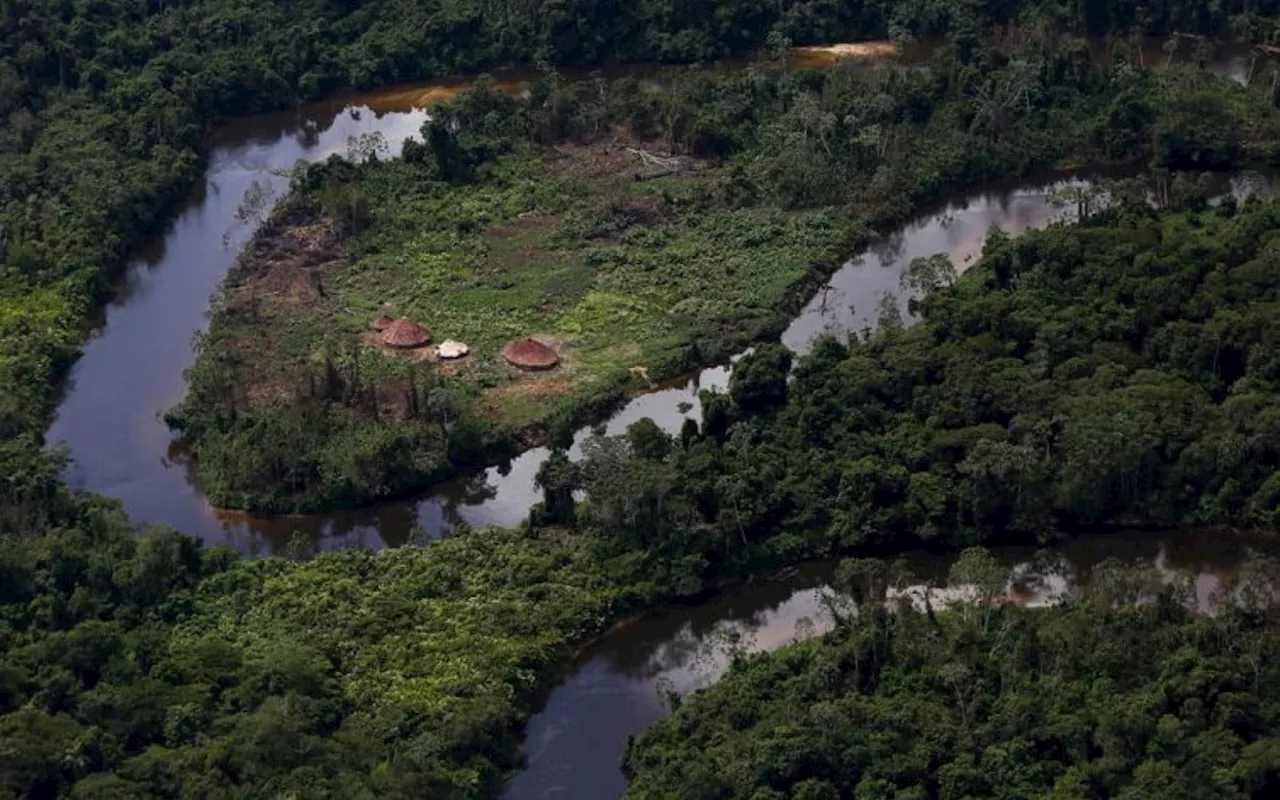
(503, 337, 559, 370)
(371, 314, 395, 331)
(381, 318, 432, 348)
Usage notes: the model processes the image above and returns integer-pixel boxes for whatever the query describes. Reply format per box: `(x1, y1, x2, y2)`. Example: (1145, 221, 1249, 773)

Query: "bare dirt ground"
(215, 130, 700, 424)
(545, 127, 710, 181)
(228, 210, 345, 315)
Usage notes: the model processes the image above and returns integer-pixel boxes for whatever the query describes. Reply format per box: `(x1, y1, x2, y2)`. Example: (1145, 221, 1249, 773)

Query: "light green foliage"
(571, 198, 1280, 580)
(0, 514, 631, 798)
(174, 27, 1280, 513)
(6, 2, 1280, 798)
(171, 83, 859, 512)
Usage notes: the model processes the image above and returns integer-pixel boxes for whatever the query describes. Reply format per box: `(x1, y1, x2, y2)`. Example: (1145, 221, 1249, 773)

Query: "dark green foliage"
(574, 199, 1280, 581)
(730, 343, 793, 414)
(534, 449, 582, 525)
(170, 33, 1280, 513)
(625, 556, 1280, 799)
(6, 0, 1280, 493)
(4, 1, 1280, 797)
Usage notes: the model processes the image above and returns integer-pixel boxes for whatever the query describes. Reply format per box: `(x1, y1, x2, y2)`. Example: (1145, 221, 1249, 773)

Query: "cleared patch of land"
(171, 126, 861, 511)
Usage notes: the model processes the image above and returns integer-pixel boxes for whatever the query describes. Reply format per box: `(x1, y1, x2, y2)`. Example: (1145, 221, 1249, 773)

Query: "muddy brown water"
(45, 40, 1274, 554)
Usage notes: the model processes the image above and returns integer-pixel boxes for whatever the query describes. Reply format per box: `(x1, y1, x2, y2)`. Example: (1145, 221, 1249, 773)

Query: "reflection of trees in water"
(206, 493, 423, 555)
(535, 528, 1277, 751)
(433, 469, 501, 525)
(600, 606, 773, 682)
(621, 533, 1268, 666)
(868, 230, 905, 269)
(297, 118, 321, 150)
(643, 623, 756, 691)
(198, 460, 523, 556)
(595, 568, 837, 683)
(887, 531, 1272, 611)
(641, 596, 835, 701)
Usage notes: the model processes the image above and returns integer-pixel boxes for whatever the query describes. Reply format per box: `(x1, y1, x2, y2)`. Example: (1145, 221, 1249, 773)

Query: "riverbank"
(512, 528, 1280, 798)
(11, 130, 1280, 800)
(166, 119, 862, 512)
(6, 5, 1280, 800)
(167, 42, 1280, 515)
(622, 552, 1280, 799)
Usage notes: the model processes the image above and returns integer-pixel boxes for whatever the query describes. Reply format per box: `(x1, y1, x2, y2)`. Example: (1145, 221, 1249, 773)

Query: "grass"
(173, 139, 863, 511)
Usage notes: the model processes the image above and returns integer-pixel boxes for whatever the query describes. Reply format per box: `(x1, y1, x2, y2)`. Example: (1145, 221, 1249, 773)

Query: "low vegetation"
(166, 95, 859, 512)
(555, 196, 1280, 596)
(173, 35, 1280, 512)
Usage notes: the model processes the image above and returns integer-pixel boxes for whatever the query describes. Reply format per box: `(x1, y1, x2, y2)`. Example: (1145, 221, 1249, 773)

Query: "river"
(46, 133, 1080, 553)
(44, 40, 1268, 554)
(37, 36, 1279, 800)
(504, 527, 1280, 799)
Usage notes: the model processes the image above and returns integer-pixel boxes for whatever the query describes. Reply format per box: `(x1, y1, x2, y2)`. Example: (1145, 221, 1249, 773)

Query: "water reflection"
(505, 528, 1279, 800)
(50, 164, 1275, 554)
(45, 100, 433, 552)
(783, 178, 1085, 350)
(45, 40, 1280, 555)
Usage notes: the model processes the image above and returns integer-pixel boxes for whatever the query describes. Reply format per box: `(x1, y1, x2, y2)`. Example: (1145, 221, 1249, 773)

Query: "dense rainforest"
(3, 0, 1280, 798)
(7, 194, 1280, 796)
(172, 34, 1280, 512)
(551, 195, 1280, 592)
(624, 551, 1280, 799)
(7, 0, 1280, 499)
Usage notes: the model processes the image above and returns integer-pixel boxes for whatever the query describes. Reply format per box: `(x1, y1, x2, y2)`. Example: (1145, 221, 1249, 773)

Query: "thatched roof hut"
(381, 318, 432, 348)
(371, 314, 395, 331)
(503, 337, 559, 370)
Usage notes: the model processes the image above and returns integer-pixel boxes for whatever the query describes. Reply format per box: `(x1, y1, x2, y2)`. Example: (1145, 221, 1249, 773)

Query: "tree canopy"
(3, 0, 1280, 797)
(625, 553, 1280, 800)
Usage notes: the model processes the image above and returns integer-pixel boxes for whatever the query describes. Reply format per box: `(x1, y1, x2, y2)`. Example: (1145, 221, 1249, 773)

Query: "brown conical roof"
(371, 314, 395, 331)
(381, 318, 432, 348)
(503, 337, 559, 370)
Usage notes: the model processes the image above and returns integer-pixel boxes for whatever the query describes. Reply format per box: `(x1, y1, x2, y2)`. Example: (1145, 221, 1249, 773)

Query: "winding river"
(504, 528, 1280, 799)
(40, 40, 1278, 799)
(46, 40, 1265, 555)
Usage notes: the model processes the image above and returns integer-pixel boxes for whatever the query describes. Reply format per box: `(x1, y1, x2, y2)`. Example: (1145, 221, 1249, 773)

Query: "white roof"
(437, 340, 470, 359)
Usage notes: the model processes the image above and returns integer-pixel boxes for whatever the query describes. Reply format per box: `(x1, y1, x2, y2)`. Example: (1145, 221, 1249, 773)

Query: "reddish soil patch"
(225, 209, 345, 318)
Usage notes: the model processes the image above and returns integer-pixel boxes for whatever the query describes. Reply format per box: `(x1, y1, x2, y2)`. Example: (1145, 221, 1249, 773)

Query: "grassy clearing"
(170, 135, 861, 511)
(332, 153, 851, 422)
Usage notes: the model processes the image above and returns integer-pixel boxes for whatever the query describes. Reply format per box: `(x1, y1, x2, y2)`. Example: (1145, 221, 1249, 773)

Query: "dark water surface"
(37, 36, 1280, 800)
(504, 528, 1280, 799)
(43, 42, 1275, 555)
(42, 150, 1096, 553)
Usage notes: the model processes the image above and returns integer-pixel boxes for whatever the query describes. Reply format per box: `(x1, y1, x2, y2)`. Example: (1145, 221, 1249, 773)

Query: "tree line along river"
(42, 41, 1280, 798)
